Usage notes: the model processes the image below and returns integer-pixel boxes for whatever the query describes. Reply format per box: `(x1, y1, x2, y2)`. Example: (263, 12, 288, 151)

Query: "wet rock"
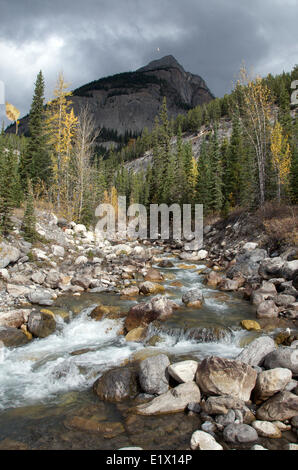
(196, 356, 257, 401)
(0, 243, 21, 268)
(139, 281, 165, 295)
(0, 326, 30, 347)
(168, 360, 199, 383)
(236, 336, 276, 366)
(182, 288, 204, 308)
(219, 278, 241, 292)
(125, 295, 177, 331)
(120, 286, 140, 297)
(227, 248, 267, 279)
(256, 391, 298, 421)
(158, 259, 174, 268)
(241, 320, 261, 331)
(256, 300, 279, 319)
(64, 416, 125, 438)
(215, 410, 236, 427)
(27, 288, 56, 306)
(138, 354, 170, 395)
(27, 310, 56, 338)
(206, 271, 223, 288)
(223, 424, 258, 444)
(274, 294, 296, 307)
(93, 366, 139, 402)
(263, 348, 298, 375)
(190, 430, 223, 450)
(252, 420, 282, 438)
(135, 382, 201, 415)
(144, 268, 164, 282)
(253, 368, 292, 403)
(125, 327, 147, 342)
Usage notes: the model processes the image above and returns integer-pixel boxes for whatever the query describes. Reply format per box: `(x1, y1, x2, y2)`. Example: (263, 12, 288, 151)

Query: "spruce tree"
(0, 144, 16, 235)
(21, 179, 37, 242)
(208, 127, 223, 213)
(22, 71, 50, 187)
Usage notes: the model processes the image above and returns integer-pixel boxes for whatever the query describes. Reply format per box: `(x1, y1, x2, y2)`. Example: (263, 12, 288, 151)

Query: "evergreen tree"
(21, 179, 37, 242)
(22, 71, 50, 187)
(0, 144, 16, 235)
(208, 127, 223, 212)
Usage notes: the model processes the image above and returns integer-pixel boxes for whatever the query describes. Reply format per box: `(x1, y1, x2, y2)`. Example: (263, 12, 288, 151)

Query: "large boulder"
(256, 391, 298, 421)
(201, 395, 247, 415)
(223, 424, 258, 444)
(27, 310, 56, 338)
(139, 281, 165, 295)
(252, 420, 282, 438)
(282, 260, 298, 280)
(196, 356, 257, 401)
(0, 309, 29, 328)
(93, 366, 139, 402)
(168, 360, 199, 383)
(0, 327, 30, 347)
(125, 295, 177, 331)
(226, 249, 267, 279)
(138, 354, 170, 395)
(256, 300, 279, 319)
(259, 258, 285, 280)
(0, 243, 21, 269)
(190, 431, 223, 450)
(206, 271, 223, 288)
(251, 281, 277, 306)
(253, 368, 292, 403)
(135, 382, 201, 415)
(263, 348, 298, 375)
(144, 268, 164, 282)
(27, 289, 56, 306)
(182, 288, 204, 308)
(236, 336, 276, 366)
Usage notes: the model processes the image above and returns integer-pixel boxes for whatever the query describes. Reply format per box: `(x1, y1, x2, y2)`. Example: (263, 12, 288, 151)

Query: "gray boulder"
(27, 311, 56, 338)
(93, 366, 139, 402)
(27, 288, 55, 306)
(0, 243, 21, 269)
(256, 391, 298, 421)
(223, 424, 258, 443)
(138, 354, 170, 395)
(0, 326, 30, 347)
(263, 348, 298, 375)
(236, 336, 276, 366)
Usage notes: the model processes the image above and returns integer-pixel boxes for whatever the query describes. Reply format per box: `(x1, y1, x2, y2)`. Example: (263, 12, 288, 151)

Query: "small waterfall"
(145, 323, 235, 345)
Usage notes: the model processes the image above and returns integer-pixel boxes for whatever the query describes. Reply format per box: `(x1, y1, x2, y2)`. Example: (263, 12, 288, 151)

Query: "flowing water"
(0, 255, 293, 449)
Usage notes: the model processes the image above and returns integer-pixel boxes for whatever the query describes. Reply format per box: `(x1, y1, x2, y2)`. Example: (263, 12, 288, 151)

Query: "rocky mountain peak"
(137, 55, 185, 73)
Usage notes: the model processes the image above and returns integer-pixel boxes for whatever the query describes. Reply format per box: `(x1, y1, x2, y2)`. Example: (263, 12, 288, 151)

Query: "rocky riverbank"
(0, 209, 297, 450)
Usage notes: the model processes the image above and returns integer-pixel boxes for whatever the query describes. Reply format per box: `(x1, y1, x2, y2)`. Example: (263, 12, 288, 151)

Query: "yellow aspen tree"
(110, 186, 118, 222)
(234, 67, 273, 206)
(189, 156, 198, 199)
(270, 121, 291, 203)
(45, 73, 77, 212)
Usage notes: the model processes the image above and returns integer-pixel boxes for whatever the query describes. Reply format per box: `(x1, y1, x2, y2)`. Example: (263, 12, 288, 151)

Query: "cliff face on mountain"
(8, 55, 213, 137)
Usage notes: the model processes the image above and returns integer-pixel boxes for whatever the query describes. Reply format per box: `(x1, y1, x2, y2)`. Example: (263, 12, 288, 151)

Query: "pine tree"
(208, 127, 223, 212)
(21, 179, 37, 242)
(21, 71, 49, 187)
(0, 144, 16, 235)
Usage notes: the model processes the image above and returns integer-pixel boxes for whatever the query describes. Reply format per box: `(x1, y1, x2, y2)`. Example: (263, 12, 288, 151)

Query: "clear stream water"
(0, 255, 294, 450)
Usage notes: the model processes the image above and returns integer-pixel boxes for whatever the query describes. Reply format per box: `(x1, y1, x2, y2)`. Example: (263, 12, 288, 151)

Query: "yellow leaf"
(5, 102, 20, 122)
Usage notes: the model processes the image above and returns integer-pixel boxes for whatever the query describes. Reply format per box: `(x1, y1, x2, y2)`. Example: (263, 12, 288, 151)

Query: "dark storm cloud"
(0, 0, 297, 120)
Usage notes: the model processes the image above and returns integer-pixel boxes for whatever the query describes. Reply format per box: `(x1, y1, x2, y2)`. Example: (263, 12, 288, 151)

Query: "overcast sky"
(0, 0, 297, 123)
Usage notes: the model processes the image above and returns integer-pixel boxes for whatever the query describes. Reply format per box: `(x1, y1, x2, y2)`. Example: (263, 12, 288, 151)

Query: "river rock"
(125, 295, 177, 331)
(125, 327, 147, 342)
(256, 300, 279, 319)
(251, 445, 268, 450)
(259, 257, 285, 280)
(223, 424, 258, 444)
(236, 336, 276, 366)
(27, 310, 56, 338)
(182, 288, 204, 308)
(135, 382, 201, 415)
(71, 275, 92, 290)
(274, 294, 296, 307)
(219, 278, 242, 292)
(206, 271, 223, 288)
(93, 366, 139, 402)
(0, 309, 29, 328)
(138, 354, 170, 395)
(215, 410, 236, 427)
(113, 244, 133, 256)
(0, 243, 21, 269)
(196, 356, 257, 401)
(0, 326, 30, 347)
(282, 260, 298, 280)
(144, 268, 164, 282)
(256, 391, 298, 421)
(251, 281, 277, 306)
(31, 271, 46, 285)
(263, 348, 298, 375)
(6, 284, 31, 297)
(158, 259, 174, 268)
(241, 320, 261, 331)
(45, 270, 61, 289)
(190, 430, 223, 450)
(252, 420, 282, 438)
(227, 248, 267, 279)
(27, 288, 55, 306)
(121, 286, 140, 297)
(168, 360, 199, 383)
(139, 281, 165, 295)
(253, 368, 292, 403)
